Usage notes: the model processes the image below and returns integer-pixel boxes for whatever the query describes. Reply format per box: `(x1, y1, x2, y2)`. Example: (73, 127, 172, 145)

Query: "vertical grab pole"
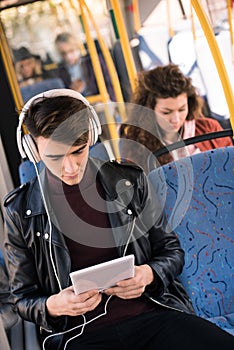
(78, 0, 121, 159)
(0, 22, 24, 113)
(109, 0, 137, 93)
(227, 0, 234, 63)
(191, 0, 234, 133)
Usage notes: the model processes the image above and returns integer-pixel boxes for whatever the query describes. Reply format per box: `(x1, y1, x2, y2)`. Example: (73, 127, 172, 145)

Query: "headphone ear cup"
(89, 117, 98, 146)
(22, 134, 41, 164)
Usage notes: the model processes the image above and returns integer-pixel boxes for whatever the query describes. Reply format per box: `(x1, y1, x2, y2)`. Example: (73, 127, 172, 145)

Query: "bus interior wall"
(0, 55, 21, 188)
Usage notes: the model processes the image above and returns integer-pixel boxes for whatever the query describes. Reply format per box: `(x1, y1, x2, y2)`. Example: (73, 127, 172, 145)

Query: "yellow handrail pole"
(191, 0, 234, 132)
(78, 0, 121, 159)
(80, 0, 126, 123)
(190, 1, 196, 41)
(110, 0, 137, 93)
(78, 0, 109, 102)
(166, 0, 175, 38)
(0, 22, 24, 114)
(227, 0, 234, 63)
(132, 0, 141, 33)
(81, 0, 124, 103)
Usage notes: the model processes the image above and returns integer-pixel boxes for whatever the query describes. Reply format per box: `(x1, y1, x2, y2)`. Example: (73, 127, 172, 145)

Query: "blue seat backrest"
(148, 147, 234, 335)
(89, 142, 111, 161)
(20, 78, 65, 102)
(18, 160, 45, 184)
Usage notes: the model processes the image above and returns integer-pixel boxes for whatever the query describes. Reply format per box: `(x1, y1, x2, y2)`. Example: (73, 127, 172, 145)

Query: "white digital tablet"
(70, 255, 135, 295)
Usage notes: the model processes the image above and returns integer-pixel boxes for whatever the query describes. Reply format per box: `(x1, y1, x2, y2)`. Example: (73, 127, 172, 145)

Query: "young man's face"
(56, 40, 80, 67)
(37, 136, 89, 185)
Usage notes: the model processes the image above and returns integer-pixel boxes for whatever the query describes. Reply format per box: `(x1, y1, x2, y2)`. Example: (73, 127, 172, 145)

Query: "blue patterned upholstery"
(148, 147, 234, 335)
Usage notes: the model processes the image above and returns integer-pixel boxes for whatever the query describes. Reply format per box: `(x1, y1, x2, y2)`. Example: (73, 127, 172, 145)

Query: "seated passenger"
(13, 46, 50, 87)
(3, 89, 234, 350)
(120, 64, 232, 170)
(13, 46, 65, 101)
(55, 33, 89, 95)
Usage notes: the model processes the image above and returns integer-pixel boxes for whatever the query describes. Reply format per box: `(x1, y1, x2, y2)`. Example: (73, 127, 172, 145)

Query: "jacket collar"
(25, 157, 135, 217)
(90, 157, 135, 200)
(24, 167, 47, 218)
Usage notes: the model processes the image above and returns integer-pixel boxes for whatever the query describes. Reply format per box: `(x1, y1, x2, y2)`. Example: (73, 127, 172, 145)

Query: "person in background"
(120, 64, 232, 171)
(13, 46, 47, 87)
(55, 33, 88, 95)
(3, 89, 234, 350)
(13, 46, 65, 102)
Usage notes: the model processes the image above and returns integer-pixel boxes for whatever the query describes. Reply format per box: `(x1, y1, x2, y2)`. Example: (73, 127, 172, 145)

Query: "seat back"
(148, 147, 234, 335)
(20, 77, 65, 102)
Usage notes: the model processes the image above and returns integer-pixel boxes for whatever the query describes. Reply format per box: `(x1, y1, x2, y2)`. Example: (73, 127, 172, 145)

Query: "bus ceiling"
(0, 0, 41, 11)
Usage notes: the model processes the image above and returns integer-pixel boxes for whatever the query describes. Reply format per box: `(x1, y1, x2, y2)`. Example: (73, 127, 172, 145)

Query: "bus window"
(1, 0, 115, 101)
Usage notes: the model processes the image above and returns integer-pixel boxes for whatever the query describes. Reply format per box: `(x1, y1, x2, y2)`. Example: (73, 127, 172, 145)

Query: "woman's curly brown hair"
(120, 64, 204, 170)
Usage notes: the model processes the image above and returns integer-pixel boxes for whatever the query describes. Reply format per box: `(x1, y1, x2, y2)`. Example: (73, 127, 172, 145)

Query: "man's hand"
(46, 286, 102, 317)
(70, 79, 85, 92)
(104, 264, 154, 299)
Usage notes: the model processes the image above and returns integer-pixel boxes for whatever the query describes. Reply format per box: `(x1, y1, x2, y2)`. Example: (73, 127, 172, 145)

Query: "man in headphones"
(3, 89, 234, 350)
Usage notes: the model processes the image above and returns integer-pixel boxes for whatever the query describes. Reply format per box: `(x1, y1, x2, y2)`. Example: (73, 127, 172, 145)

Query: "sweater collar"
(25, 157, 134, 216)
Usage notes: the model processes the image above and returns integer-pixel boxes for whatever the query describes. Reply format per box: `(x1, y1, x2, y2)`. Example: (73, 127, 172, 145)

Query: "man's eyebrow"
(71, 144, 87, 154)
(45, 144, 87, 158)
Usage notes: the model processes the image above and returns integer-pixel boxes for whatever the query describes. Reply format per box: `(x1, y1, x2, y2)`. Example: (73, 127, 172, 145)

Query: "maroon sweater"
(46, 161, 155, 332)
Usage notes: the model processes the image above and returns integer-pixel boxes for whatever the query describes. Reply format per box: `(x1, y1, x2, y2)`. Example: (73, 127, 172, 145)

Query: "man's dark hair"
(24, 96, 90, 146)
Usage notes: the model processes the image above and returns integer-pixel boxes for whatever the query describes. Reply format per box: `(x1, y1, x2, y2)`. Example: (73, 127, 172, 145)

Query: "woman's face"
(154, 93, 188, 136)
(16, 57, 37, 78)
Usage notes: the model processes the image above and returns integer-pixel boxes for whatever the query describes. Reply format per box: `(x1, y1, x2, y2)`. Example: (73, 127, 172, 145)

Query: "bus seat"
(148, 147, 234, 335)
(89, 141, 115, 161)
(18, 160, 37, 184)
(20, 77, 65, 102)
(18, 160, 45, 185)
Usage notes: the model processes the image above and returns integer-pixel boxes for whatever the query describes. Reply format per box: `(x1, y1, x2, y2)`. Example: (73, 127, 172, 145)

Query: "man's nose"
(63, 156, 79, 173)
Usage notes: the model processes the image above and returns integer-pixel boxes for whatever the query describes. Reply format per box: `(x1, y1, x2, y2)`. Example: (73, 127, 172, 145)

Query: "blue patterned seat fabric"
(148, 147, 234, 335)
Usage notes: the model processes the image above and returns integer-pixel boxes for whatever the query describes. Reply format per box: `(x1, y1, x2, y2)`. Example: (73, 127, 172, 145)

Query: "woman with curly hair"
(120, 64, 232, 171)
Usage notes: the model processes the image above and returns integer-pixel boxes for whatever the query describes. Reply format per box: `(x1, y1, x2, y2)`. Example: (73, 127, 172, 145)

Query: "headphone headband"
(17, 89, 102, 162)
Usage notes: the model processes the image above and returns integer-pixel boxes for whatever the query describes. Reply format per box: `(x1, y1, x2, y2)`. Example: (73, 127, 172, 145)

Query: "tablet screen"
(70, 255, 135, 294)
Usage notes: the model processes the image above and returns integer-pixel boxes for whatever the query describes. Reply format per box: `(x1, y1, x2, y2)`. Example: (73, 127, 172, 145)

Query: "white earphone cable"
(42, 295, 112, 350)
(34, 163, 62, 291)
(32, 162, 112, 350)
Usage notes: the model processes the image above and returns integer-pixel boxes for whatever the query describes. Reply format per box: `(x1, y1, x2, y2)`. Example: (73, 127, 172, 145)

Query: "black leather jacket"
(3, 158, 194, 334)
(0, 253, 19, 331)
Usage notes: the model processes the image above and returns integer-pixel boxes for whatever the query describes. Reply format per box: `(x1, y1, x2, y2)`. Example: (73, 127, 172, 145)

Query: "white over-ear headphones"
(16, 89, 102, 164)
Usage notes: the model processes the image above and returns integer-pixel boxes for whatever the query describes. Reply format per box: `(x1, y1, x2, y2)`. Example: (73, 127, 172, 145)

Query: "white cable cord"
(42, 295, 112, 350)
(123, 217, 136, 257)
(33, 159, 130, 349)
(34, 163, 62, 291)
